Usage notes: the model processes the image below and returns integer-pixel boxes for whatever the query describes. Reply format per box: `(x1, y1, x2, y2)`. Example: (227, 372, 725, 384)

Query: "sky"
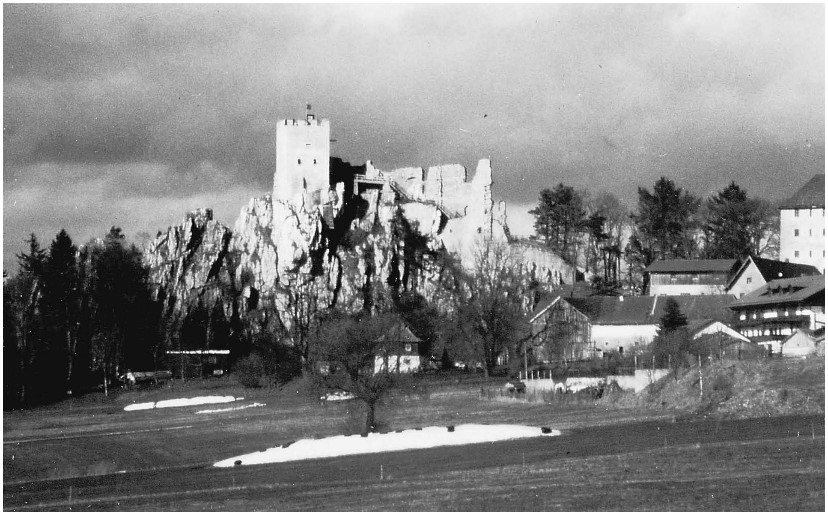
(4, 4, 825, 272)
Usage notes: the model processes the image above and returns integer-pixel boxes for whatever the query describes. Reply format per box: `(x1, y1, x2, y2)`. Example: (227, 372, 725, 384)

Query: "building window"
(795, 251, 800, 258)
(746, 276, 752, 284)
(794, 229, 799, 237)
(313, 159, 317, 165)
(404, 344, 412, 352)
(297, 159, 302, 164)
(794, 209, 799, 217)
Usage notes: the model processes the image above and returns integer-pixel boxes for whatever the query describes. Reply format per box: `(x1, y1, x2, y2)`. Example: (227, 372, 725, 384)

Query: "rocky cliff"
(145, 158, 575, 348)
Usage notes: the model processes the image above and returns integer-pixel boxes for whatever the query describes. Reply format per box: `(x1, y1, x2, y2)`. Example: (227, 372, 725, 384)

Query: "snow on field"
(124, 395, 242, 411)
(197, 402, 266, 414)
(214, 424, 560, 467)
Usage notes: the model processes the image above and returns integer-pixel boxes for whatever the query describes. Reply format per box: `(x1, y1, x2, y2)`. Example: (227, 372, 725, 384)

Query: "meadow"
(3, 367, 824, 511)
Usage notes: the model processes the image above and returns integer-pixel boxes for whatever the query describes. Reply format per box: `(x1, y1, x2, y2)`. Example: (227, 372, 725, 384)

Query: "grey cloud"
(3, 4, 824, 270)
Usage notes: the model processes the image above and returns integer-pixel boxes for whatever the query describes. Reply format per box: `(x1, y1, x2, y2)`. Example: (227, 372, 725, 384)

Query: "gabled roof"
(564, 295, 735, 326)
(730, 275, 825, 309)
(375, 322, 422, 343)
(686, 319, 751, 343)
(645, 259, 740, 274)
(780, 174, 825, 209)
(727, 256, 821, 290)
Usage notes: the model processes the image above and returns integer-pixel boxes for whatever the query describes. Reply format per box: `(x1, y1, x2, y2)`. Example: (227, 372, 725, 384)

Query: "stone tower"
(273, 111, 331, 203)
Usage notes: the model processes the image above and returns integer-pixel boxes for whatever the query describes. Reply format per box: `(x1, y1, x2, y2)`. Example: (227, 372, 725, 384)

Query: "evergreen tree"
(40, 229, 81, 394)
(704, 182, 778, 259)
(529, 184, 586, 265)
(88, 227, 157, 392)
(631, 177, 701, 262)
(9, 234, 47, 404)
(652, 298, 690, 374)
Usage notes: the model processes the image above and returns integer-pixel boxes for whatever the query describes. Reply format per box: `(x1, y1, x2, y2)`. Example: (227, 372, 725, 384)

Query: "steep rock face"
(146, 208, 234, 317)
(145, 158, 576, 344)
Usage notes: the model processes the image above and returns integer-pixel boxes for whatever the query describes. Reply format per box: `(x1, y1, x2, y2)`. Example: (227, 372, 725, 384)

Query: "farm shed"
(780, 329, 821, 358)
(166, 349, 230, 379)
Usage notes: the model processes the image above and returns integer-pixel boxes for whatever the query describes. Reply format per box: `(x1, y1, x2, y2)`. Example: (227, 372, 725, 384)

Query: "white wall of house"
(780, 207, 825, 274)
(781, 331, 819, 358)
(649, 283, 727, 296)
(374, 354, 421, 374)
(591, 324, 658, 354)
(727, 263, 766, 298)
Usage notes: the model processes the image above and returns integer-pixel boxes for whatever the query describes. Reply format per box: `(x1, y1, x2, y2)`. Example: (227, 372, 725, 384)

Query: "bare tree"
(309, 311, 408, 433)
(450, 242, 533, 377)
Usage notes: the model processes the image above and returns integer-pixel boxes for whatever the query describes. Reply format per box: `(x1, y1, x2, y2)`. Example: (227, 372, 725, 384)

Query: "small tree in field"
(652, 298, 690, 378)
(309, 312, 406, 434)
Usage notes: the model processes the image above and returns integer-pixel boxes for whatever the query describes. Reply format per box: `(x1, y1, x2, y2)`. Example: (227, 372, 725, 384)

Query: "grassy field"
(3, 362, 825, 511)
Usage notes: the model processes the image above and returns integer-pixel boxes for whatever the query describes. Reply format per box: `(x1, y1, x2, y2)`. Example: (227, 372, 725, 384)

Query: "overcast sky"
(4, 4, 825, 272)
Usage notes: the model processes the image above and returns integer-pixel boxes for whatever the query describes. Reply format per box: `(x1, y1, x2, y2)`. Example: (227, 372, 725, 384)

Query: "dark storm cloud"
(3, 4, 824, 269)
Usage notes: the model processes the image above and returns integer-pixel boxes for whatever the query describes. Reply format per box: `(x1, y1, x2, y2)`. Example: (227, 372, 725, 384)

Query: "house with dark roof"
(373, 322, 422, 373)
(779, 174, 825, 274)
(644, 259, 741, 296)
(528, 294, 737, 358)
(527, 296, 593, 362)
(729, 275, 825, 354)
(726, 256, 821, 298)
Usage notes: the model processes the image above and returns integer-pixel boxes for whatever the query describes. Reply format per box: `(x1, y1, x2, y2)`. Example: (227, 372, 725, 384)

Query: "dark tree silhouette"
(631, 177, 701, 262)
(309, 311, 408, 433)
(703, 182, 778, 259)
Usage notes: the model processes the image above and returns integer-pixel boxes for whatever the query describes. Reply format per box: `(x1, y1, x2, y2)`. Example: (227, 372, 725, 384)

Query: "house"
(528, 294, 736, 358)
(527, 295, 593, 362)
(644, 259, 740, 296)
(568, 295, 737, 355)
(729, 275, 826, 354)
(779, 174, 825, 274)
(726, 256, 821, 299)
(373, 322, 421, 374)
(780, 329, 821, 358)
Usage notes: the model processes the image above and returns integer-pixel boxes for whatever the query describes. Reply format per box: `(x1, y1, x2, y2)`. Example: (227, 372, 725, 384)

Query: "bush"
(234, 354, 264, 389)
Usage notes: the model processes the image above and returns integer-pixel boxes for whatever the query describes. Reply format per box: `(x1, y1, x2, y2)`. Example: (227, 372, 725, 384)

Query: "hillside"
(605, 357, 825, 419)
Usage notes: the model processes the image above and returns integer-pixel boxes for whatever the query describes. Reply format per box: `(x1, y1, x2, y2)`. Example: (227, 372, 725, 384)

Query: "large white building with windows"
(779, 174, 825, 274)
(273, 109, 331, 204)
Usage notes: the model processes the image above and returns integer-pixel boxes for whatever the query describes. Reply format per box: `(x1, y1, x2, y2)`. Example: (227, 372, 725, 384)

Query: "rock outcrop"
(145, 158, 575, 346)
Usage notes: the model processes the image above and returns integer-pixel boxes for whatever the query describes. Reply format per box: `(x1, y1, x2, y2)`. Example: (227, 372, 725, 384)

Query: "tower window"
(794, 209, 799, 217)
(313, 159, 317, 165)
(794, 229, 799, 237)
(297, 159, 302, 165)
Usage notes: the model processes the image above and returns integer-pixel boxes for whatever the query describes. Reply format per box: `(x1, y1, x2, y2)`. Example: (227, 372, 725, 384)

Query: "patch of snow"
(214, 424, 559, 467)
(123, 395, 238, 411)
(197, 402, 266, 414)
(320, 391, 356, 401)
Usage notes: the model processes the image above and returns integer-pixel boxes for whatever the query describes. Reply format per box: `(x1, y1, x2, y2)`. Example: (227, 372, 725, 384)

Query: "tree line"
(4, 227, 160, 406)
(528, 178, 779, 293)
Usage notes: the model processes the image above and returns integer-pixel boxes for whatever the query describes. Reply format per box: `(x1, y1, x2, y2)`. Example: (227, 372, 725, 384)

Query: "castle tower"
(273, 110, 331, 203)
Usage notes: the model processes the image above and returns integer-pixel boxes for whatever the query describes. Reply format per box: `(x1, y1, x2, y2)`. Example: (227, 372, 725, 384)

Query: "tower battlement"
(273, 112, 331, 203)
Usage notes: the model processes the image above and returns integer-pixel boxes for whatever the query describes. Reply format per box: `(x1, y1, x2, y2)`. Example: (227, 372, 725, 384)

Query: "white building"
(725, 256, 821, 299)
(273, 110, 331, 204)
(779, 174, 825, 274)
